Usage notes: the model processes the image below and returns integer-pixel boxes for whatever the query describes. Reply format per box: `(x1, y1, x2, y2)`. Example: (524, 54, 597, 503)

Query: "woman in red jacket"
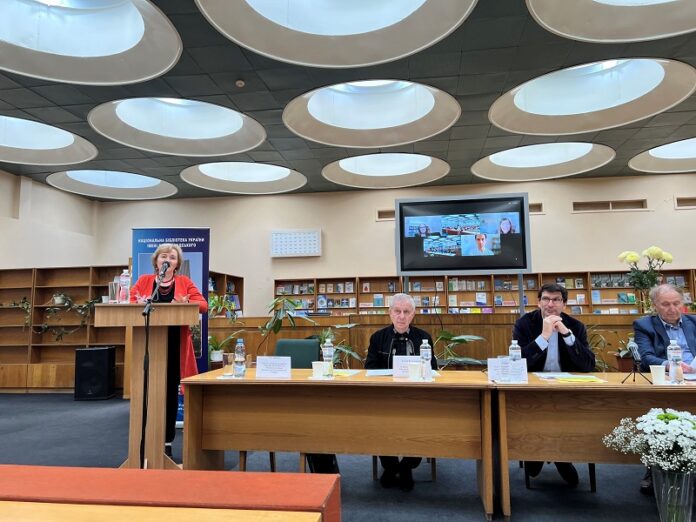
(130, 243, 208, 457)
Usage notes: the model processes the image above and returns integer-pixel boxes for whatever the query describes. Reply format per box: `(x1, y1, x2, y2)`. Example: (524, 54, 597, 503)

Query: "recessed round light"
(284, 80, 460, 148)
(47, 170, 177, 200)
(0, 115, 96, 165)
(0, 0, 181, 85)
(180, 162, 307, 195)
(629, 137, 696, 173)
(472, 142, 615, 181)
(489, 58, 696, 135)
(195, 0, 478, 68)
(526, 0, 696, 43)
(89, 98, 266, 156)
(323, 153, 449, 189)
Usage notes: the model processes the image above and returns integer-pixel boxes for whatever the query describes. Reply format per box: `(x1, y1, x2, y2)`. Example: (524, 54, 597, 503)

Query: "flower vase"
(652, 467, 694, 522)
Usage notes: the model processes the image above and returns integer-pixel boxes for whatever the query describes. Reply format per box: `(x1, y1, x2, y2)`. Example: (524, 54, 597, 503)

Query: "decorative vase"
(652, 467, 694, 522)
(614, 355, 634, 372)
(210, 350, 223, 362)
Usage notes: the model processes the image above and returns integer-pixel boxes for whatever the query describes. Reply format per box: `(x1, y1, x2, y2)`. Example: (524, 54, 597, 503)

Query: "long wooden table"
(497, 373, 696, 518)
(183, 369, 494, 520)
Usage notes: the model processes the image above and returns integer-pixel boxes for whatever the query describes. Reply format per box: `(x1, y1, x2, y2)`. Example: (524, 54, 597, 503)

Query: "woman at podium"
(130, 243, 208, 456)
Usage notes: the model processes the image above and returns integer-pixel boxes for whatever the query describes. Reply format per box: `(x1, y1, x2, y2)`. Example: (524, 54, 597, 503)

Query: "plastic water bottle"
(667, 339, 684, 384)
(420, 339, 432, 382)
(233, 339, 246, 378)
(118, 269, 131, 303)
(322, 338, 335, 378)
(509, 340, 521, 361)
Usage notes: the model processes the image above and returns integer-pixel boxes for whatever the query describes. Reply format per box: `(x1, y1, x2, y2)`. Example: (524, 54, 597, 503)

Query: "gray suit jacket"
(633, 314, 696, 371)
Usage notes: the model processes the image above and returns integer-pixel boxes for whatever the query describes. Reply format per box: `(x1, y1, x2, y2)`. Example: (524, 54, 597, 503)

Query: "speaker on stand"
(74, 346, 116, 400)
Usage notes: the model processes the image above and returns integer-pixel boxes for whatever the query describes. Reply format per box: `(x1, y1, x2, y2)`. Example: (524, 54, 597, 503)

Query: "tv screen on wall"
(395, 193, 532, 276)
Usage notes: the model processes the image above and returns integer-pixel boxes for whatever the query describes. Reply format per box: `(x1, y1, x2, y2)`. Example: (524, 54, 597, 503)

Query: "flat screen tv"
(395, 193, 531, 276)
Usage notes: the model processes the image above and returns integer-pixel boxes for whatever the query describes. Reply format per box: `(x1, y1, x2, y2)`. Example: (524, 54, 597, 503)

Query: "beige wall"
(3, 169, 696, 315)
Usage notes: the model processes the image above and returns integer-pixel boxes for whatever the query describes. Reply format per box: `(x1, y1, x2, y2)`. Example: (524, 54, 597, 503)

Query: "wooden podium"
(94, 303, 200, 469)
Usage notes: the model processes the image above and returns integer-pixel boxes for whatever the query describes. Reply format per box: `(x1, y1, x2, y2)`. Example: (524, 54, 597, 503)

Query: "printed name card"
(393, 356, 422, 378)
(256, 356, 292, 379)
(487, 358, 528, 383)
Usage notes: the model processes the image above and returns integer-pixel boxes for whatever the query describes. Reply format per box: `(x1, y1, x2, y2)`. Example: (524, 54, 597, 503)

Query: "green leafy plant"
(208, 293, 238, 320)
(318, 324, 363, 368)
(586, 325, 611, 372)
(10, 297, 31, 326)
(208, 333, 238, 355)
(257, 296, 316, 355)
(434, 330, 485, 369)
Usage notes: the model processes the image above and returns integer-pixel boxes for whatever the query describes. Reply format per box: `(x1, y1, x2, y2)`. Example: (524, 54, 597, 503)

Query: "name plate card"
(393, 356, 422, 378)
(256, 356, 292, 379)
(487, 358, 528, 383)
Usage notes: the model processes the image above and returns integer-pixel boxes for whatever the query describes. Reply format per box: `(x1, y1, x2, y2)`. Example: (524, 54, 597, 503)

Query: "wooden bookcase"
(209, 270, 244, 314)
(273, 269, 696, 318)
(0, 265, 127, 390)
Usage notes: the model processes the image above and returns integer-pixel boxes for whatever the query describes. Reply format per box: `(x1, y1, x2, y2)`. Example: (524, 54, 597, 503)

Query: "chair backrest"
(274, 339, 321, 369)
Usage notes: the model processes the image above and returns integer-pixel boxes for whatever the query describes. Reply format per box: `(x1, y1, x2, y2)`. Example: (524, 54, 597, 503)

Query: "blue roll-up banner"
(131, 228, 210, 374)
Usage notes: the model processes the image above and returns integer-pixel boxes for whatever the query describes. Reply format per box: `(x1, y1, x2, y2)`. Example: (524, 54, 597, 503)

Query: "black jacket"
(364, 325, 437, 370)
(512, 309, 594, 372)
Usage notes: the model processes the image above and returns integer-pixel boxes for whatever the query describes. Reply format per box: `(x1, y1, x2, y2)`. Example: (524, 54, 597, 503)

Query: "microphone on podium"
(157, 261, 170, 280)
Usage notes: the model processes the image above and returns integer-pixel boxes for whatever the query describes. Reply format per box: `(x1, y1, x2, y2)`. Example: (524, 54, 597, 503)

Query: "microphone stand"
(138, 271, 167, 469)
(620, 358, 652, 384)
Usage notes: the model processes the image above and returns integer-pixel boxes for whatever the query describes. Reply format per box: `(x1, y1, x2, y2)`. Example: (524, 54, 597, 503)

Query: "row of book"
(276, 282, 316, 295)
(317, 295, 356, 308)
(447, 278, 487, 291)
(494, 279, 537, 291)
(318, 281, 355, 293)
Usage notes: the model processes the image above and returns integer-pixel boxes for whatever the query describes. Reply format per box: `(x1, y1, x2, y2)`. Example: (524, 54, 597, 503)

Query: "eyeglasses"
(539, 296, 564, 304)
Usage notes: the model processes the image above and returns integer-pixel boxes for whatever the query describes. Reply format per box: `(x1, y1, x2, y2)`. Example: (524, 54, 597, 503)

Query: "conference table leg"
(498, 391, 511, 519)
(478, 390, 494, 521)
(183, 384, 224, 470)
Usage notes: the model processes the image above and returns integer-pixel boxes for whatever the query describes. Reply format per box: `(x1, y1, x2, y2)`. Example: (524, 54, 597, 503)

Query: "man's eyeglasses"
(539, 296, 564, 304)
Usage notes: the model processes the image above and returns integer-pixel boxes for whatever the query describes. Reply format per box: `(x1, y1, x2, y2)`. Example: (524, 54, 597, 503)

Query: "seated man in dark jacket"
(513, 282, 595, 487)
(365, 293, 437, 492)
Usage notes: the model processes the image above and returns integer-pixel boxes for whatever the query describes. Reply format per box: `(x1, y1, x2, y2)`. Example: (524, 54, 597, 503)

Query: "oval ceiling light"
(284, 80, 460, 148)
(180, 162, 307, 195)
(471, 142, 616, 182)
(629, 137, 696, 173)
(526, 0, 696, 43)
(0, 115, 96, 165)
(322, 153, 449, 189)
(194, 0, 477, 68)
(47, 169, 177, 200)
(489, 58, 696, 135)
(0, 0, 181, 85)
(88, 98, 266, 156)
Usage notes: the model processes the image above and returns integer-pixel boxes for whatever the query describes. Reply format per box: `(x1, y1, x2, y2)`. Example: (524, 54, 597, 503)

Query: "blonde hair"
(151, 243, 184, 273)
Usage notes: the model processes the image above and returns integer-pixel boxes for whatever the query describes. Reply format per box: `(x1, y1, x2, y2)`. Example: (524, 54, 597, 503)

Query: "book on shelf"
(574, 278, 584, 289)
(570, 305, 583, 315)
(602, 298, 618, 304)
(675, 275, 686, 287)
(475, 292, 487, 305)
(466, 280, 475, 291)
(340, 298, 349, 307)
(336, 282, 344, 293)
(345, 281, 354, 293)
(556, 277, 566, 287)
(373, 293, 384, 307)
(276, 284, 286, 295)
(503, 300, 516, 306)
(361, 281, 370, 292)
(523, 295, 528, 305)
(684, 291, 693, 304)
(435, 281, 444, 292)
(317, 294, 327, 308)
(591, 290, 601, 304)
(318, 283, 326, 293)
(567, 299, 577, 305)
(387, 281, 396, 293)
(293, 284, 300, 294)
(449, 278, 458, 291)
(565, 278, 574, 289)
(349, 297, 356, 307)
(433, 295, 440, 305)
(448, 295, 457, 307)
(476, 280, 486, 290)
(413, 296, 422, 306)
(617, 292, 628, 304)
(422, 296, 430, 306)
(359, 302, 372, 308)
(386, 295, 394, 307)
(626, 292, 636, 304)
(327, 298, 335, 308)
(576, 293, 586, 305)
(526, 278, 536, 290)
(666, 275, 676, 285)
(326, 283, 334, 293)
(494, 279, 503, 291)
(502, 280, 512, 291)
(494, 294, 503, 306)
(412, 282, 422, 291)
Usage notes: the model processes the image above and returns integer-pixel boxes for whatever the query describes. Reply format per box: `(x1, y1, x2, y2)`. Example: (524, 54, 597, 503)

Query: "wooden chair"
(239, 339, 320, 472)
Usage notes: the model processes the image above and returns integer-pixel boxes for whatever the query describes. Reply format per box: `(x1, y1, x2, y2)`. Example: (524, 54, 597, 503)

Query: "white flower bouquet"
(603, 408, 696, 473)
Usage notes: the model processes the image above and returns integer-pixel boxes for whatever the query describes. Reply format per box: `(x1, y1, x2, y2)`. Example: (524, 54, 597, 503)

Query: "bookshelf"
(274, 270, 695, 317)
(209, 270, 244, 314)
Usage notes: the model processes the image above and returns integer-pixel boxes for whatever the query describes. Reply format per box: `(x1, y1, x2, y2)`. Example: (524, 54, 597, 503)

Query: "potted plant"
(208, 293, 237, 319)
(604, 408, 696, 521)
(317, 325, 363, 368)
(51, 292, 71, 306)
(207, 333, 237, 363)
(434, 330, 485, 369)
(586, 325, 612, 372)
(257, 296, 316, 355)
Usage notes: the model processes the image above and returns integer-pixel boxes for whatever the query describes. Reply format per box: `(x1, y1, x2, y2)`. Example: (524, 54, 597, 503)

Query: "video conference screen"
(396, 194, 531, 275)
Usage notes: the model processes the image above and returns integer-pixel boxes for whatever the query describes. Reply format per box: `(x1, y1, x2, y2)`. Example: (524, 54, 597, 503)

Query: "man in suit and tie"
(633, 283, 696, 495)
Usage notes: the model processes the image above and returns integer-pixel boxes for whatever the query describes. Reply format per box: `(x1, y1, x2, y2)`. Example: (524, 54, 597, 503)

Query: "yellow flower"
(662, 251, 673, 263)
(618, 251, 637, 262)
(625, 252, 640, 263)
(642, 246, 664, 259)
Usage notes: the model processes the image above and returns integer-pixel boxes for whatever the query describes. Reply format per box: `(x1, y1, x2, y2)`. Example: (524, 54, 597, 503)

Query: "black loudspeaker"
(74, 346, 115, 400)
